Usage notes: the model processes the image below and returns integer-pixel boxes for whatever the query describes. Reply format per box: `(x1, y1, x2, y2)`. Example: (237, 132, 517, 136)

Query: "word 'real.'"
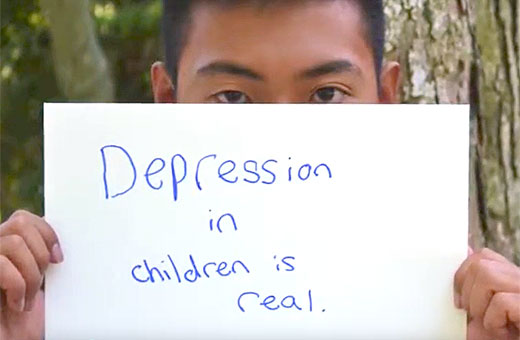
(100, 145, 333, 202)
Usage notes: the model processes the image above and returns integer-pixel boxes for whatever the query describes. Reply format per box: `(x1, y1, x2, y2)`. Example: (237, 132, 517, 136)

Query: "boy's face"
(152, 1, 400, 104)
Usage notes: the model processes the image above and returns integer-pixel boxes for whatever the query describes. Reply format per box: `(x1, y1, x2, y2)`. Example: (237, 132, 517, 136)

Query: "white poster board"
(44, 103, 468, 340)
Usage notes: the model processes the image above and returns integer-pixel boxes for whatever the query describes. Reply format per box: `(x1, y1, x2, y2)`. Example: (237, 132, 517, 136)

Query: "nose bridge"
(263, 80, 302, 103)
(269, 96, 298, 104)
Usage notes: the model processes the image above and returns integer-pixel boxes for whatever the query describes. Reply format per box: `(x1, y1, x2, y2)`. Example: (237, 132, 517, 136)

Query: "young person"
(1, 1, 519, 339)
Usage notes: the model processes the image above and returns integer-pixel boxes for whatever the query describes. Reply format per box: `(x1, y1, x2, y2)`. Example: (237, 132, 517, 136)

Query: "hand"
(0, 210, 63, 340)
(454, 248, 520, 340)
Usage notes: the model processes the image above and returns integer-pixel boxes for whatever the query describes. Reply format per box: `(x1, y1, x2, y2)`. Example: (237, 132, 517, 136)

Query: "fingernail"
(24, 297, 35, 311)
(51, 243, 64, 263)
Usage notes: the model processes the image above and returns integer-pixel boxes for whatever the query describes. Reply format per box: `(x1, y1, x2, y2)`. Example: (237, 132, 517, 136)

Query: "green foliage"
(1, 0, 162, 218)
(93, 0, 162, 102)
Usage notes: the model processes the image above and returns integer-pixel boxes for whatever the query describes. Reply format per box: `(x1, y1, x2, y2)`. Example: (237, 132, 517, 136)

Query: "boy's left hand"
(454, 248, 520, 340)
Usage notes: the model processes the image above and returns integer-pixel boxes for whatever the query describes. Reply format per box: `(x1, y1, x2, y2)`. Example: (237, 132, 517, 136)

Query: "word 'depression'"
(100, 145, 333, 202)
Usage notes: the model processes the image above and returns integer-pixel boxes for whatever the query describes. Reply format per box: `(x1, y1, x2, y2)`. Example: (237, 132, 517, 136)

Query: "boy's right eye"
(215, 90, 251, 104)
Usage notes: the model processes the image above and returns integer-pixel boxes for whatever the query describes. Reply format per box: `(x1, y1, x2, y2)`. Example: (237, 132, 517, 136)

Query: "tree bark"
(384, 0, 520, 263)
(40, 0, 114, 102)
(383, 0, 472, 104)
(467, 0, 520, 263)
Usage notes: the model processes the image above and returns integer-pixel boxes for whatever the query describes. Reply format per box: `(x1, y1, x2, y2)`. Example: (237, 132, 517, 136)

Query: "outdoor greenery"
(1, 0, 162, 217)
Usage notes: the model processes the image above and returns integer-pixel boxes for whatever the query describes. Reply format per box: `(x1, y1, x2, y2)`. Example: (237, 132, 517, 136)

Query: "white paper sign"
(44, 103, 468, 340)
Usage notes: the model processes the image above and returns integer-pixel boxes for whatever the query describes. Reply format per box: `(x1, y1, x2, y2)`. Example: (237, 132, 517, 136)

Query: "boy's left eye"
(311, 87, 349, 103)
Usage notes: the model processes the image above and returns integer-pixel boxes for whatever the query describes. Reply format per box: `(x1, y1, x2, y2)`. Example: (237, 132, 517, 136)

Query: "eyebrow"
(197, 61, 264, 81)
(299, 60, 361, 79)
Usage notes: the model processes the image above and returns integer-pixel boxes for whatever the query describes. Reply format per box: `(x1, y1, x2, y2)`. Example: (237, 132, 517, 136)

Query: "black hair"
(162, 0, 385, 87)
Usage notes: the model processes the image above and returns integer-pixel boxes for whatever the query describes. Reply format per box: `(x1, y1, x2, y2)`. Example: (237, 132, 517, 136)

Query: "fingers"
(454, 248, 510, 307)
(3, 210, 62, 263)
(468, 272, 495, 322)
(467, 317, 493, 340)
(0, 218, 50, 273)
(483, 292, 520, 339)
(0, 235, 41, 312)
(0, 210, 63, 313)
(462, 259, 503, 314)
(456, 249, 508, 288)
(454, 248, 520, 339)
(461, 258, 520, 313)
(0, 255, 26, 312)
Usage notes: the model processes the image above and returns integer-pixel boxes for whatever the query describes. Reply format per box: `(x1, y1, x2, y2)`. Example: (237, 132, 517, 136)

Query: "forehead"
(178, 1, 374, 79)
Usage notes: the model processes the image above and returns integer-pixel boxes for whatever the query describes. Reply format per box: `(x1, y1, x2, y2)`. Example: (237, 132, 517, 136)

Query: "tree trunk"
(467, 0, 520, 264)
(40, 0, 114, 102)
(383, 0, 472, 104)
(384, 0, 520, 263)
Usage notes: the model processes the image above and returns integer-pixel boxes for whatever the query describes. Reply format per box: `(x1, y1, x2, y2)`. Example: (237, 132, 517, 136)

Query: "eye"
(311, 87, 349, 103)
(215, 91, 250, 104)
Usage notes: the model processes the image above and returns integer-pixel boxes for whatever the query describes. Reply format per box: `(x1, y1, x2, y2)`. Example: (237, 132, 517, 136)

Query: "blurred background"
(1, 0, 519, 263)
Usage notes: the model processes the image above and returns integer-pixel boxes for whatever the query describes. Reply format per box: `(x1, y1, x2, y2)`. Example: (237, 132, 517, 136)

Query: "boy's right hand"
(0, 210, 63, 340)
